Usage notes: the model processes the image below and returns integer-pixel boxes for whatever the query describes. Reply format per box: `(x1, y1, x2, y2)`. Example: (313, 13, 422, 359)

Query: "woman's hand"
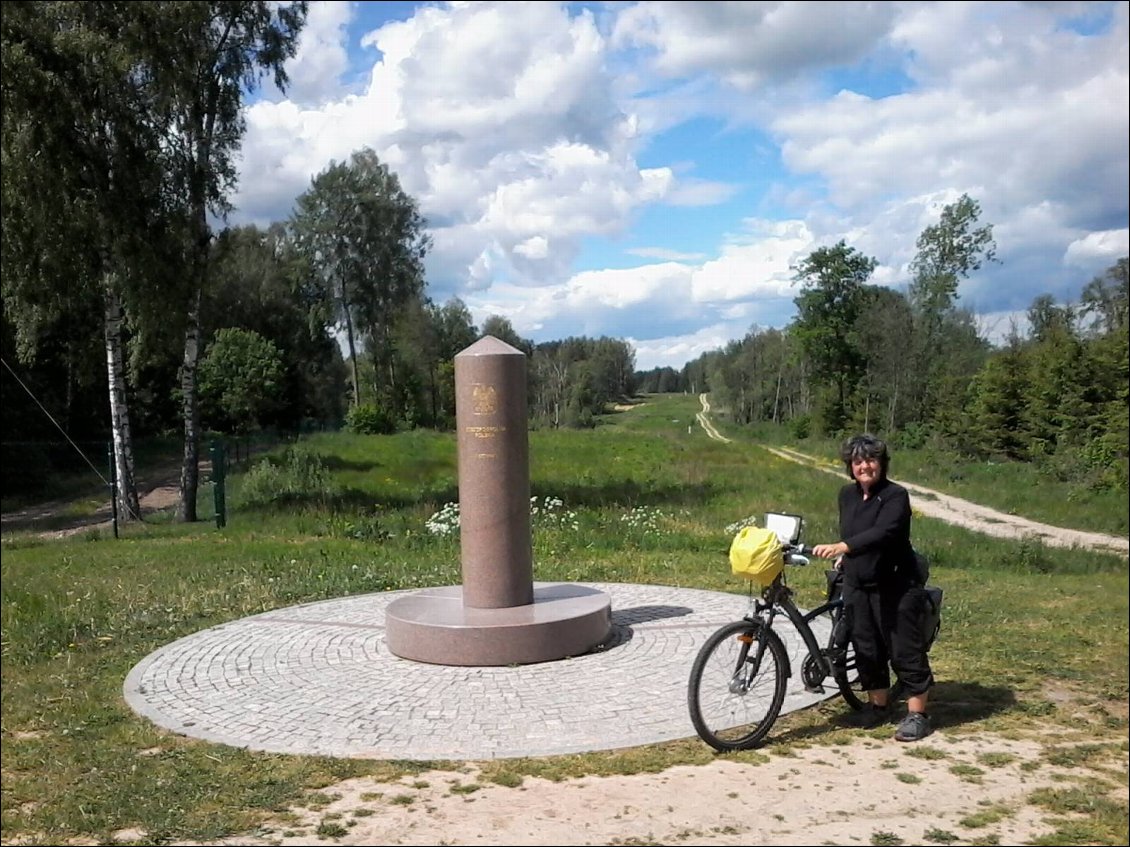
(812, 542, 849, 560)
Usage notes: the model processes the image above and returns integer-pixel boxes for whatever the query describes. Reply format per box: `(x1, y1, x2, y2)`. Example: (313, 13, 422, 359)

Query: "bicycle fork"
(728, 629, 764, 694)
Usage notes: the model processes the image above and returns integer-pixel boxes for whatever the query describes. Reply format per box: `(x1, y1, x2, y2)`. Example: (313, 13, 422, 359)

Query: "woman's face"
(851, 454, 882, 489)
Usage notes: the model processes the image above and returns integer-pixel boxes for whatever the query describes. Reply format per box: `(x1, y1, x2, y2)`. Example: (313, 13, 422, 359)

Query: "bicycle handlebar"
(783, 542, 813, 566)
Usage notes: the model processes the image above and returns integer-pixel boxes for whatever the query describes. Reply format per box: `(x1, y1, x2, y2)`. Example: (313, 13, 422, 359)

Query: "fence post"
(210, 439, 227, 528)
(107, 441, 119, 539)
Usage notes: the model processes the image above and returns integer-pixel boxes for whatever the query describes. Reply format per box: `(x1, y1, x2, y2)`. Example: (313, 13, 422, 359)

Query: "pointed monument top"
(456, 335, 526, 358)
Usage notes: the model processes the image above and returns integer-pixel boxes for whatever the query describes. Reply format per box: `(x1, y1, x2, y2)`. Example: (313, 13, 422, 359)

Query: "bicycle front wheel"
(687, 620, 788, 751)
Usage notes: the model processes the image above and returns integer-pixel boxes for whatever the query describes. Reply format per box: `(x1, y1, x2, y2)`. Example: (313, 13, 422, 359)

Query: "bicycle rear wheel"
(687, 620, 788, 751)
(806, 604, 865, 710)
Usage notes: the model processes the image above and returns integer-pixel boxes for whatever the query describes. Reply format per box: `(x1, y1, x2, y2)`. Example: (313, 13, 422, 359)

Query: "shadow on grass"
(770, 680, 1019, 747)
(239, 479, 721, 516)
(313, 456, 384, 473)
(928, 679, 1021, 729)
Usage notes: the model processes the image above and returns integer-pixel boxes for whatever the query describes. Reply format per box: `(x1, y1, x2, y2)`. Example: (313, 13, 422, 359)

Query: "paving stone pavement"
(123, 582, 837, 761)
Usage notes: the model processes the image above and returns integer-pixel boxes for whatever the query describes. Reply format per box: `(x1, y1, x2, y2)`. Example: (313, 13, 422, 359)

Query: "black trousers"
(842, 580, 934, 697)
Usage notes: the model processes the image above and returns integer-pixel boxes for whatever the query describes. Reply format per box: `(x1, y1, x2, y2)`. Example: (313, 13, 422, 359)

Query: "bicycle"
(687, 512, 865, 752)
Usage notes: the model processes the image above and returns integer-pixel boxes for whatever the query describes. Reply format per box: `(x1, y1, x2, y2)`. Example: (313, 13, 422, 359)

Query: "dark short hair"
(840, 434, 890, 478)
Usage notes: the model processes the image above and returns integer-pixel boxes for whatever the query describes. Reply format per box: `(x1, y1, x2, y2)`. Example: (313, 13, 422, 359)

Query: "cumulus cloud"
(611, 0, 896, 89)
(234, 1, 678, 302)
(280, 1, 354, 107)
(689, 219, 814, 302)
(227, 1, 1128, 370)
(1064, 229, 1130, 267)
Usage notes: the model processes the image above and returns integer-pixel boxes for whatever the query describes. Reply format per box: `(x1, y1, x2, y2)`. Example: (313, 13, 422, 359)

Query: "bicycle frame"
(743, 575, 842, 686)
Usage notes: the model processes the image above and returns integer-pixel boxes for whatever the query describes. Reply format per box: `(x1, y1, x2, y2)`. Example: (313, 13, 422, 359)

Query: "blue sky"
(231, 1, 1129, 370)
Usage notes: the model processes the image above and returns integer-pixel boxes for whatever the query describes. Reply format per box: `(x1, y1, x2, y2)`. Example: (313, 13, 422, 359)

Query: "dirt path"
(698, 395, 1128, 557)
(1, 463, 200, 539)
(696, 392, 732, 443)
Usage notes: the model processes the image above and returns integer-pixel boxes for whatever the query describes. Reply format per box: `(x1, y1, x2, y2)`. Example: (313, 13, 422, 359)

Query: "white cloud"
(628, 323, 752, 373)
(628, 247, 707, 261)
(464, 261, 697, 340)
(1064, 229, 1130, 267)
(612, 1, 896, 89)
(690, 219, 813, 302)
(233, 1, 675, 298)
(665, 178, 740, 206)
(227, 1, 1128, 372)
(281, 0, 354, 107)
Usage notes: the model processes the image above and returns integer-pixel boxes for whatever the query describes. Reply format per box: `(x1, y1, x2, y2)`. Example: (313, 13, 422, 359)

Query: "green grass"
(2, 393, 1127, 844)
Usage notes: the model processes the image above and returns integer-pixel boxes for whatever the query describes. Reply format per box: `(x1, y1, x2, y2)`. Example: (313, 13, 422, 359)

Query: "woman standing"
(812, 434, 934, 742)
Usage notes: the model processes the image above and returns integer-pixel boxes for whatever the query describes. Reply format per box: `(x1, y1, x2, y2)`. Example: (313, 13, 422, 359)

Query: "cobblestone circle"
(124, 582, 833, 760)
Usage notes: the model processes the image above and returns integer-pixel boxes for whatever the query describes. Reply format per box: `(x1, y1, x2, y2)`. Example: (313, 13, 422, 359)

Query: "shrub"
(237, 445, 337, 508)
(346, 403, 396, 435)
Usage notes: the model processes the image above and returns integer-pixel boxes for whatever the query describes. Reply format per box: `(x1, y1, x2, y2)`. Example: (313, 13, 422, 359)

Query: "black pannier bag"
(911, 549, 943, 651)
(830, 560, 943, 652)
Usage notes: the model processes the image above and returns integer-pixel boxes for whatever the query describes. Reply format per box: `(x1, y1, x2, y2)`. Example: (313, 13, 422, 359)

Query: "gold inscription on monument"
(472, 383, 497, 415)
(464, 425, 506, 439)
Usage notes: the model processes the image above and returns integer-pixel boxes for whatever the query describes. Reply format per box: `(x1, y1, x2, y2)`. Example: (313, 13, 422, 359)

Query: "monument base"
(385, 582, 612, 666)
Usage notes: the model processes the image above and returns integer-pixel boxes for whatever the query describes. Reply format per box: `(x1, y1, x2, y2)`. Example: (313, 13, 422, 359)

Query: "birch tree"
(291, 148, 430, 413)
(149, 1, 307, 521)
(907, 194, 997, 424)
(2, 1, 175, 521)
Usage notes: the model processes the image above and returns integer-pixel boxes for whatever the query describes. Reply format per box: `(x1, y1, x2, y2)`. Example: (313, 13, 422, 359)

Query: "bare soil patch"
(1, 462, 203, 540)
(171, 733, 1125, 846)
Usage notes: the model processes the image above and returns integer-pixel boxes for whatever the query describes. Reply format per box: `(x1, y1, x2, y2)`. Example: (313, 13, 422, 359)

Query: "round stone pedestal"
(385, 582, 612, 666)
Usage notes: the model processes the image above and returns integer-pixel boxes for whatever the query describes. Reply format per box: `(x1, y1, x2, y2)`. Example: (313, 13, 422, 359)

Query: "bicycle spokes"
(687, 621, 788, 752)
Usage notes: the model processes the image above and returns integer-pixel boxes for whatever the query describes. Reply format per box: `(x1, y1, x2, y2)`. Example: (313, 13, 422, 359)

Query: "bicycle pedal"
(804, 684, 826, 694)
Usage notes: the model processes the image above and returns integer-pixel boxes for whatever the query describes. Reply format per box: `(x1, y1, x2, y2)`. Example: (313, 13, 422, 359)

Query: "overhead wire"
(1, 356, 143, 521)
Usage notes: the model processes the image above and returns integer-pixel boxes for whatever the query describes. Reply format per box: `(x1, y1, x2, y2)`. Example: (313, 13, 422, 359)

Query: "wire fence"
(1, 433, 286, 537)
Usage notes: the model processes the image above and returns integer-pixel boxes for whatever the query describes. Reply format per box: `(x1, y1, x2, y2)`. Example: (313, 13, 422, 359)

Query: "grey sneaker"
(895, 711, 931, 742)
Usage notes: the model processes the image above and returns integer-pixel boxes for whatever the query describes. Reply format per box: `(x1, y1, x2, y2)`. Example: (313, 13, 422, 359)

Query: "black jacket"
(838, 476, 914, 589)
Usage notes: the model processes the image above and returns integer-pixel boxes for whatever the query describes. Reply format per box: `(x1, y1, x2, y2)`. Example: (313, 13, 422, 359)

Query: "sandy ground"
(170, 732, 1126, 846)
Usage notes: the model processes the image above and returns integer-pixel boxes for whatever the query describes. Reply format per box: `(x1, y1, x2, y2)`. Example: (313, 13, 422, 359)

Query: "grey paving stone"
(123, 582, 837, 760)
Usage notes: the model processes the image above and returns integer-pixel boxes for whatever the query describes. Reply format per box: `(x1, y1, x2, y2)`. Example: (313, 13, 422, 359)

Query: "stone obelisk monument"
(385, 336, 612, 666)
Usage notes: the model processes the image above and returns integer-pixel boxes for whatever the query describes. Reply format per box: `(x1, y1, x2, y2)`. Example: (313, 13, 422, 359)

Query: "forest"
(3, 2, 1127, 518)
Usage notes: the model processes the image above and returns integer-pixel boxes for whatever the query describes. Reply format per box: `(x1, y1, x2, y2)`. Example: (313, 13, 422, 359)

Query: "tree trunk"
(104, 284, 141, 521)
(341, 292, 360, 407)
(773, 368, 783, 424)
(178, 285, 203, 522)
(429, 363, 438, 425)
(886, 366, 902, 433)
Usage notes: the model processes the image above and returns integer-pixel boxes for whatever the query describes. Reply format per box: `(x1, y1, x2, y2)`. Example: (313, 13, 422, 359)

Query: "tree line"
(638, 198, 1127, 494)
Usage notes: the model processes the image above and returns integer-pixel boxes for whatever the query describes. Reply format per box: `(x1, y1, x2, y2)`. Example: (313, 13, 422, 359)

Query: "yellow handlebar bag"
(729, 525, 784, 586)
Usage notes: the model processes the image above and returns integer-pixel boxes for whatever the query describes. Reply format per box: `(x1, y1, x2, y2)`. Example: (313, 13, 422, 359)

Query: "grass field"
(2, 393, 1127, 845)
